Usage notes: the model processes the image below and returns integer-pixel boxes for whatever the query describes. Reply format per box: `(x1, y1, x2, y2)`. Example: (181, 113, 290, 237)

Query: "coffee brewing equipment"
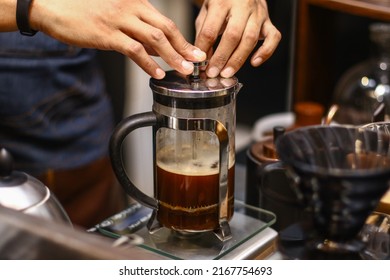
(275, 125, 390, 259)
(245, 126, 305, 231)
(331, 22, 390, 125)
(110, 62, 242, 241)
(361, 121, 390, 216)
(245, 102, 325, 231)
(0, 148, 71, 225)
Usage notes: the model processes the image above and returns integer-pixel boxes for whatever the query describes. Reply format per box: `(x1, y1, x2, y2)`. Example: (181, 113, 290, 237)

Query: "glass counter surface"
(90, 200, 276, 260)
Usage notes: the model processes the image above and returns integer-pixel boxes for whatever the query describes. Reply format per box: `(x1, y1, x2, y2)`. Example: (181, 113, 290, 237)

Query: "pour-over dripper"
(275, 125, 390, 259)
(362, 121, 390, 134)
(362, 121, 390, 216)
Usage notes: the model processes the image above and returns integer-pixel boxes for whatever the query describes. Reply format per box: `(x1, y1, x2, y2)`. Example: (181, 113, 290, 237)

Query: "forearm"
(0, 0, 18, 31)
(0, 0, 45, 32)
(0, 0, 205, 80)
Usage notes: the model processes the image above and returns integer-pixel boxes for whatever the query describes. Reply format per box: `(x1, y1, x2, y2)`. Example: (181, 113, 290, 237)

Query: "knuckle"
(244, 30, 259, 45)
(224, 55, 245, 72)
(214, 53, 229, 64)
(169, 53, 183, 66)
(127, 41, 144, 55)
(212, 0, 226, 9)
(276, 30, 282, 41)
(150, 28, 165, 43)
(143, 60, 156, 72)
(199, 27, 218, 43)
(224, 28, 242, 43)
(180, 41, 191, 52)
(271, 28, 282, 42)
(232, 55, 245, 66)
(163, 18, 178, 33)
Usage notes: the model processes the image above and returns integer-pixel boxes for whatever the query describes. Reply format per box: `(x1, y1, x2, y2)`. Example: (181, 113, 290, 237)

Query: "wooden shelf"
(293, 0, 390, 108)
(309, 0, 390, 21)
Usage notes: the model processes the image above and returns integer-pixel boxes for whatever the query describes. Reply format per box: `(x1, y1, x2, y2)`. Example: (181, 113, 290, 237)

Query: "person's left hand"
(195, 0, 281, 78)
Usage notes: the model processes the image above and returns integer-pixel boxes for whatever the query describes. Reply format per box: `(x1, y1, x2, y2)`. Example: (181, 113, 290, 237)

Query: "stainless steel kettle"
(0, 148, 72, 225)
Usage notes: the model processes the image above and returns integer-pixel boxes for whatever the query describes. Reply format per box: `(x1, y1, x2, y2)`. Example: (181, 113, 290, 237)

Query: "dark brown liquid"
(156, 164, 235, 231)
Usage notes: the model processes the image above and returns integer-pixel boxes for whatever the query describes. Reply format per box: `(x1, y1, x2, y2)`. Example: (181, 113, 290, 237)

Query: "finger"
(194, 4, 207, 38)
(143, 44, 158, 56)
(206, 10, 250, 77)
(194, 2, 228, 56)
(113, 32, 166, 79)
(140, 11, 206, 62)
(121, 18, 199, 75)
(250, 20, 282, 67)
(219, 16, 260, 78)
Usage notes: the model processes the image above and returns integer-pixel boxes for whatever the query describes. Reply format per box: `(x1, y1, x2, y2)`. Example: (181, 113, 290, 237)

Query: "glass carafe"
(332, 22, 390, 125)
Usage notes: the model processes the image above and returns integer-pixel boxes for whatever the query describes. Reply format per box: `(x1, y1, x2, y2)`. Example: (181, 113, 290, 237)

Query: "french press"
(110, 62, 242, 241)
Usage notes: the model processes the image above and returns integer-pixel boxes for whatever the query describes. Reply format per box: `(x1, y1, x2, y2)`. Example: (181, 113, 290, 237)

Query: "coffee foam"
(157, 145, 233, 176)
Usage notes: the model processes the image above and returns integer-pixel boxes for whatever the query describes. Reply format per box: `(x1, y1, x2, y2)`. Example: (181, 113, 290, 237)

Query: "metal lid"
(150, 62, 240, 99)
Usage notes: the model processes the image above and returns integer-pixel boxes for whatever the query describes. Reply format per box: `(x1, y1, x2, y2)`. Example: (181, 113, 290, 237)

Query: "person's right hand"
(29, 0, 206, 79)
(194, 0, 281, 78)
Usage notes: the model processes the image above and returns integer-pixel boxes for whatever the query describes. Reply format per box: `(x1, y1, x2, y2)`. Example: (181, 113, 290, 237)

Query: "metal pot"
(0, 148, 72, 225)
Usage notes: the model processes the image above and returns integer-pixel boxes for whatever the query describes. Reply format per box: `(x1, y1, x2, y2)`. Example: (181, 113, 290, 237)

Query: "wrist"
(16, 0, 37, 36)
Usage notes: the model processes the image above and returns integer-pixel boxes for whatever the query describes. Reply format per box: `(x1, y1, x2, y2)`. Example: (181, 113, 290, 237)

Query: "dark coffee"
(156, 163, 235, 231)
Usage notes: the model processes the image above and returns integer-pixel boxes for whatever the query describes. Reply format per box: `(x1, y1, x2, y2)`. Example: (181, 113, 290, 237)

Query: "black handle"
(109, 112, 158, 210)
(262, 161, 304, 205)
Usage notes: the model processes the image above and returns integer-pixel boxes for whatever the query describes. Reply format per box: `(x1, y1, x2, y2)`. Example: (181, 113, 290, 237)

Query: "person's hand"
(29, 0, 206, 79)
(195, 0, 281, 78)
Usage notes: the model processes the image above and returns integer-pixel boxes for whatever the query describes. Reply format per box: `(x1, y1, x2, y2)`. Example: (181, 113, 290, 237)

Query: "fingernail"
(220, 67, 235, 78)
(252, 57, 263, 66)
(207, 66, 220, 78)
(193, 48, 206, 60)
(182, 60, 194, 71)
(155, 68, 166, 79)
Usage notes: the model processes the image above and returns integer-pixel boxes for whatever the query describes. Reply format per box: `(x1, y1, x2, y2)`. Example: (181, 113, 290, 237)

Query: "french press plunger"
(110, 62, 242, 241)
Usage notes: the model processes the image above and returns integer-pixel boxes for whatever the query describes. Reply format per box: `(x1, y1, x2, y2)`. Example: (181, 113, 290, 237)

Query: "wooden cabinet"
(293, 0, 390, 109)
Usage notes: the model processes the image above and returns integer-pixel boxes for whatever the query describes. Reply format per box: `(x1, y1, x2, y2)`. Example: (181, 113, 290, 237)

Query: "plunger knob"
(191, 61, 208, 79)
